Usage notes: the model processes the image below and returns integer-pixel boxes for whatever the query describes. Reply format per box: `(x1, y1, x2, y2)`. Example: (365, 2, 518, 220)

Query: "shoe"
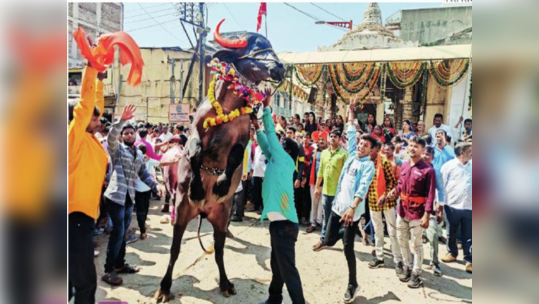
(439, 236, 447, 245)
(230, 216, 243, 222)
(126, 234, 138, 244)
(226, 231, 235, 239)
(343, 284, 359, 304)
(161, 204, 170, 213)
(395, 262, 404, 276)
(306, 225, 316, 233)
(102, 271, 123, 286)
(140, 233, 148, 240)
(466, 263, 472, 274)
(313, 242, 327, 252)
(399, 267, 412, 282)
(369, 258, 385, 269)
(433, 264, 443, 277)
(371, 249, 376, 257)
(407, 273, 423, 289)
(441, 253, 457, 263)
(422, 235, 428, 244)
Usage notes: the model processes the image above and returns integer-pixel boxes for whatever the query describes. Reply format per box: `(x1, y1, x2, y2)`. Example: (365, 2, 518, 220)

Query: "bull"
(154, 19, 285, 302)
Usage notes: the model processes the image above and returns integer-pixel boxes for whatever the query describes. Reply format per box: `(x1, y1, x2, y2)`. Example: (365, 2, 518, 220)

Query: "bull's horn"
(214, 19, 247, 49)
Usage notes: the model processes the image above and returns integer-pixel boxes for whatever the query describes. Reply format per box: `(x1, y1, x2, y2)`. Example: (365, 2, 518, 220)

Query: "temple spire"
(363, 3, 383, 26)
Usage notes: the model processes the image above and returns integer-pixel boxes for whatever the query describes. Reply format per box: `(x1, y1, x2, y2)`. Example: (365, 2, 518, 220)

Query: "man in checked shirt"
(366, 140, 403, 276)
(389, 136, 436, 289)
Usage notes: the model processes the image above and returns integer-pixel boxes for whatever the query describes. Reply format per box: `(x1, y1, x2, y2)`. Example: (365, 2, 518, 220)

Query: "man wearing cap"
(102, 105, 161, 286)
(312, 129, 349, 251)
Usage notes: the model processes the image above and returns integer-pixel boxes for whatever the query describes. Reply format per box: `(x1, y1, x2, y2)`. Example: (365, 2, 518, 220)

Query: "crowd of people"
(68, 63, 472, 304)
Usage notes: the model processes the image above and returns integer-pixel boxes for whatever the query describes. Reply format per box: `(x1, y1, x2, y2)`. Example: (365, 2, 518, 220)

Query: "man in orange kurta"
(68, 63, 108, 304)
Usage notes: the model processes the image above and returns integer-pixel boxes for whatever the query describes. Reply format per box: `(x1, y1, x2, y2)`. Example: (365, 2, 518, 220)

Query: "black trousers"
(135, 190, 151, 234)
(252, 177, 264, 211)
(267, 221, 306, 304)
(302, 184, 312, 222)
(325, 211, 360, 287)
(294, 182, 304, 221)
(69, 212, 97, 304)
(232, 189, 245, 218)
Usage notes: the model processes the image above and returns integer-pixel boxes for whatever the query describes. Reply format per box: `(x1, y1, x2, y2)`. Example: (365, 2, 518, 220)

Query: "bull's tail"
(197, 215, 215, 255)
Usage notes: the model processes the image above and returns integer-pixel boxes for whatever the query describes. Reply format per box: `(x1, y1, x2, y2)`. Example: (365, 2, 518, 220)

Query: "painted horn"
(214, 19, 248, 49)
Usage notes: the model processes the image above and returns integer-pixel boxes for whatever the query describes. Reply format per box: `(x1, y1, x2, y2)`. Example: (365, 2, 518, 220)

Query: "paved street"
(94, 197, 472, 304)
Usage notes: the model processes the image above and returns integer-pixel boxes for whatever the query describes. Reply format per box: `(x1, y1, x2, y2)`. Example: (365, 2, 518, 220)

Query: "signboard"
(169, 103, 190, 122)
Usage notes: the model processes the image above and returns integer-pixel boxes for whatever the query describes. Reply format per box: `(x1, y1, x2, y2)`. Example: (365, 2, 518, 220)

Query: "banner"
(257, 2, 267, 32)
(169, 103, 190, 122)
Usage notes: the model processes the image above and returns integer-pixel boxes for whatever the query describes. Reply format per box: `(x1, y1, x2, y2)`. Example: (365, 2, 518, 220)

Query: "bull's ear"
(213, 50, 239, 63)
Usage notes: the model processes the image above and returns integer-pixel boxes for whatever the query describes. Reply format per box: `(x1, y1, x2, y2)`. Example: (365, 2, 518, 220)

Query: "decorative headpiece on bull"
(154, 20, 285, 302)
(212, 19, 285, 84)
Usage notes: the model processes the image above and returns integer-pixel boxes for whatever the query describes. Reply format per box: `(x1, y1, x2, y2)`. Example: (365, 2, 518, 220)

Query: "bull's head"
(212, 19, 285, 85)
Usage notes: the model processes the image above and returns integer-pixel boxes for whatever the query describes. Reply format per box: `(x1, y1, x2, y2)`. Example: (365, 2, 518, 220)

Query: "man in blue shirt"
(254, 91, 305, 304)
(324, 102, 376, 304)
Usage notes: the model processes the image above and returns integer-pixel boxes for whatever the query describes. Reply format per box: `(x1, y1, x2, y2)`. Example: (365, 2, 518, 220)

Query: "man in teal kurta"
(253, 93, 305, 304)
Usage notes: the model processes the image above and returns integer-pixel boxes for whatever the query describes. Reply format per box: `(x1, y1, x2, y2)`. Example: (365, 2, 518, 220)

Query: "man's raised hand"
(121, 104, 137, 121)
(262, 88, 272, 108)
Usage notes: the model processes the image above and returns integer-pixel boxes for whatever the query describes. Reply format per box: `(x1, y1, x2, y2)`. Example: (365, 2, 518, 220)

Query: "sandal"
(306, 225, 316, 233)
(140, 233, 148, 240)
(115, 264, 140, 274)
(102, 271, 123, 286)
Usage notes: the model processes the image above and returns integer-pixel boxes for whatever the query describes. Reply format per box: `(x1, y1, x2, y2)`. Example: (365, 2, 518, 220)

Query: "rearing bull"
(154, 20, 285, 302)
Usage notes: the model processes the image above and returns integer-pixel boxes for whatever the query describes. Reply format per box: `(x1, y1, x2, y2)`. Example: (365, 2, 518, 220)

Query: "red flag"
(73, 28, 144, 86)
(256, 2, 267, 32)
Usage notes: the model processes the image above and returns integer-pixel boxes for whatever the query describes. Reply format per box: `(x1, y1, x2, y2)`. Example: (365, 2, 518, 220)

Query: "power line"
(124, 11, 178, 25)
(125, 6, 174, 19)
(136, 4, 187, 45)
(125, 19, 178, 32)
(123, 3, 170, 15)
(283, 3, 347, 32)
(222, 3, 245, 31)
(310, 3, 347, 22)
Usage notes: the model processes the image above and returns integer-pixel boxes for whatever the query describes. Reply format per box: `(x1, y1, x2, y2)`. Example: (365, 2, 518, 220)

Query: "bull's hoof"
(154, 288, 174, 303)
(212, 176, 231, 197)
(228, 284, 237, 295)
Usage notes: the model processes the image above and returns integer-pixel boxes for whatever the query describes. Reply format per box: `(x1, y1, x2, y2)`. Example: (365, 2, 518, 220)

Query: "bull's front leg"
(213, 143, 244, 198)
(188, 136, 205, 203)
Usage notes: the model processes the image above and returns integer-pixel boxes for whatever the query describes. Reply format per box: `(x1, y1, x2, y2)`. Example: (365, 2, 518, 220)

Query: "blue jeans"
(104, 196, 134, 273)
(445, 206, 472, 263)
(320, 195, 335, 244)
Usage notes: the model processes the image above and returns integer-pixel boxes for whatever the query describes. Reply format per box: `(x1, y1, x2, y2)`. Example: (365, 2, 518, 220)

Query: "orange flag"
(72, 28, 144, 86)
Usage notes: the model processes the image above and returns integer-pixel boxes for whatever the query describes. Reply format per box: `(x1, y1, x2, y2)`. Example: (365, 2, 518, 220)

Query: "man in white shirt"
(453, 116, 472, 141)
(428, 113, 452, 141)
(440, 142, 473, 274)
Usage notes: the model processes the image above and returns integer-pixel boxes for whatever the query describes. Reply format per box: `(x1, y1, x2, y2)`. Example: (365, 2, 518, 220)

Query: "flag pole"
(265, 12, 268, 38)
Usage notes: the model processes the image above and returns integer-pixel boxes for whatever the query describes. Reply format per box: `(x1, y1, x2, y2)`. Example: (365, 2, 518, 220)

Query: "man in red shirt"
(389, 136, 436, 289)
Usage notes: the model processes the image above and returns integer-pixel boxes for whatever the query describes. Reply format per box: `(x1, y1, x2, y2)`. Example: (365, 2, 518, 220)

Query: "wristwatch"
(350, 205, 357, 211)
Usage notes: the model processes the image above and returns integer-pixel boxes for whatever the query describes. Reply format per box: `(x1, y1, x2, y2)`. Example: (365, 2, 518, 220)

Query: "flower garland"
(380, 63, 387, 101)
(429, 59, 470, 87)
(342, 62, 370, 81)
(295, 64, 326, 87)
(203, 59, 266, 129)
(386, 61, 426, 89)
(329, 63, 381, 104)
(329, 63, 379, 94)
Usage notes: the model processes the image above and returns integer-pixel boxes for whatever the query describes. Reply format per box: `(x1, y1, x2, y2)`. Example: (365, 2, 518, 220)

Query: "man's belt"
(400, 195, 427, 208)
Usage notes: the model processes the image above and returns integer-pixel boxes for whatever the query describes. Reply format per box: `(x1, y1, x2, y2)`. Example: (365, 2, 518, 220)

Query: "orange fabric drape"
(72, 28, 144, 86)
(376, 155, 387, 200)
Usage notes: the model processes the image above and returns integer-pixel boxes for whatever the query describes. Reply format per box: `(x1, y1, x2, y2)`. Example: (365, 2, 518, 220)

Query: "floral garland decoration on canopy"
(294, 64, 326, 87)
(329, 63, 381, 104)
(386, 61, 426, 90)
(203, 59, 267, 129)
(342, 62, 369, 81)
(329, 63, 379, 94)
(429, 59, 470, 87)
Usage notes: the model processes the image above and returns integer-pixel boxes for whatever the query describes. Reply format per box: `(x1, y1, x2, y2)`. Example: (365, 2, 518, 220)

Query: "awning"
(277, 44, 472, 65)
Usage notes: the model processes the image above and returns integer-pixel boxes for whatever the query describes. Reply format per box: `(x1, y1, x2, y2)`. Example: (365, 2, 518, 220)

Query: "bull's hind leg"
(213, 143, 244, 197)
(154, 196, 199, 303)
(187, 136, 205, 203)
(207, 202, 237, 297)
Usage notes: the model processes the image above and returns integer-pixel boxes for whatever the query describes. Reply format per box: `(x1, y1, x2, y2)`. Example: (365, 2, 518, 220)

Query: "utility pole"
(197, 2, 206, 107)
(176, 2, 209, 107)
(168, 57, 176, 103)
(179, 59, 184, 103)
